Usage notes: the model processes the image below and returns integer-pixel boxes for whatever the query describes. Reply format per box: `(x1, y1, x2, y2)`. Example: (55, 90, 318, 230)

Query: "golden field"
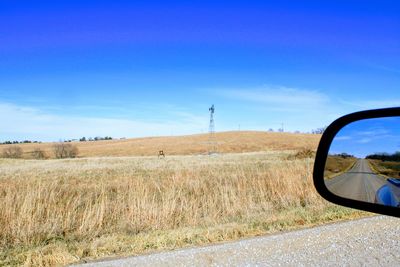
(368, 159, 400, 179)
(0, 132, 367, 266)
(324, 156, 357, 179)
(1, 131, 320, 158)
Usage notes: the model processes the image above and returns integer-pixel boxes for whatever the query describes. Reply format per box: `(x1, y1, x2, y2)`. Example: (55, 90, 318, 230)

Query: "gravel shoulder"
(73, 216, 399, 267)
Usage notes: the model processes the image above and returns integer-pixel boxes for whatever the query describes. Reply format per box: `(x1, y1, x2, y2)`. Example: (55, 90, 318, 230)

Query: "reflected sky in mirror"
(329, 117, 400, 158)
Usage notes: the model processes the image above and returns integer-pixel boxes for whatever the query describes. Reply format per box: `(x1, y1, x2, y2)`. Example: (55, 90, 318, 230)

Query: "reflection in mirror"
(324, 117, 400, 208)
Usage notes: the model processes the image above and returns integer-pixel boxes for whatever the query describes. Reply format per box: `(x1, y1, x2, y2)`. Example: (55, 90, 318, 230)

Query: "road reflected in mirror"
(324, 117, 400, 207)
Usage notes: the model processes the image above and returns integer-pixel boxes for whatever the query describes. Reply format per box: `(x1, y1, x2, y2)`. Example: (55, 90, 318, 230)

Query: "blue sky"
(1, 1, 400, 141)
(329, 117, 400, 158)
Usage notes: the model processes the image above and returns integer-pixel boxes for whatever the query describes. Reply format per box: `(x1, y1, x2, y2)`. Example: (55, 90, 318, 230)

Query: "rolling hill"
(1, 131, 321, 159)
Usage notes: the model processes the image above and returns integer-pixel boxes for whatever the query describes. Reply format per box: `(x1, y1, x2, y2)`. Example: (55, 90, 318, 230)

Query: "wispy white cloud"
(214, 86, 398, 133)
(357, 137, 373, 144)
(343, 127, 394, 145)
(0, 102, 208, 142)
(335, 136, 352, 141)
(356, 128, 389, 137)
(340, 99, 400, 109)
(218, 86, 329, 110)
(215, 86, 344, 132)
(365, 63, 400, 74)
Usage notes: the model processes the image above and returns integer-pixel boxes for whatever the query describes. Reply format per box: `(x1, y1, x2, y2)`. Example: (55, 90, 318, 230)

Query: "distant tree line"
(366, 152, 400, 162)
(311, 127, 326, 134)
(1, 140, 41, 145)
(52, 136, 113, 143)
(1, 135, 113, 159)
(267, 127, 326, 134)
(79, 136, 112, 142)
(1, 143, 79, 160)
(330, 153, 355, 159)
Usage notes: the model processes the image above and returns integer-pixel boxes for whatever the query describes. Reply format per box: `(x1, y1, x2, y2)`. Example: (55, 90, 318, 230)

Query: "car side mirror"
(313, 107, 400, 217)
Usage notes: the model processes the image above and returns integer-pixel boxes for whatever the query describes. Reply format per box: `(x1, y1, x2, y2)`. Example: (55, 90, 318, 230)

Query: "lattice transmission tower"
(208, 104, 217, 154)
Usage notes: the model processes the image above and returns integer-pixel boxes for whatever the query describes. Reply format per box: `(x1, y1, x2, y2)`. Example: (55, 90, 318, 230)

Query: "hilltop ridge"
(1, 131, 321, 159)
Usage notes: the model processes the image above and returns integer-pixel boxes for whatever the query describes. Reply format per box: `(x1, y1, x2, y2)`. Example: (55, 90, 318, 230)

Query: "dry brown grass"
(0, 131, 321, 159)
(368, 159, 400, 179)
(324, 156, 357, 179)
(0, 151, 366, 266)
(287, 149, 316, 160)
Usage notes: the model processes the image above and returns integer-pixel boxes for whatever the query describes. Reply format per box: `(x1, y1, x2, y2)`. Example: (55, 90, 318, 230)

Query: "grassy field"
(324, 156, 357, 179)
(368, 159, 400, 179)
(0, 132, 367, 266)
(1, 131, 320, 158)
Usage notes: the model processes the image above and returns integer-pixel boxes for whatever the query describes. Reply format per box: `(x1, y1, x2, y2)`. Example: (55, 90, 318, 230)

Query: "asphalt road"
(325, 159, 387, 202)
(73, 216, 400, 266)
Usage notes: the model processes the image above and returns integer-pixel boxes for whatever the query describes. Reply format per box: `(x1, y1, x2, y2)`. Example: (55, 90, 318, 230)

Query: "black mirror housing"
(313, 107, 400, 218)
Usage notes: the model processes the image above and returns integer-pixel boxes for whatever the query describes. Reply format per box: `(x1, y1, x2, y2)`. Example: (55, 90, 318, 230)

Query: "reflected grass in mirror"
(324, 154, 357, 179)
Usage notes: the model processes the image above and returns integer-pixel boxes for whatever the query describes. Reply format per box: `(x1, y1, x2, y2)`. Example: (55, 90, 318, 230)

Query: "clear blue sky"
(1, 1, 400, 141)
(330, 117, 400, 158)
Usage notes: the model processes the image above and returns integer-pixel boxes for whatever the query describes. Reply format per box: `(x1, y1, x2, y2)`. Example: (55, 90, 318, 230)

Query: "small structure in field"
(158, 150, 165, 158)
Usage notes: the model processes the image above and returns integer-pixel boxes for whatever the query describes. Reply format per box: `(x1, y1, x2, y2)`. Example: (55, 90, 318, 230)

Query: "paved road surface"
(73, 216, 400, 267)
(325, 159, 387, 202)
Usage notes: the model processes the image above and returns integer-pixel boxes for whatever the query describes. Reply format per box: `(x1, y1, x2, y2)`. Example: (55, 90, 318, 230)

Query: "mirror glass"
(324, 116, 400, 207)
